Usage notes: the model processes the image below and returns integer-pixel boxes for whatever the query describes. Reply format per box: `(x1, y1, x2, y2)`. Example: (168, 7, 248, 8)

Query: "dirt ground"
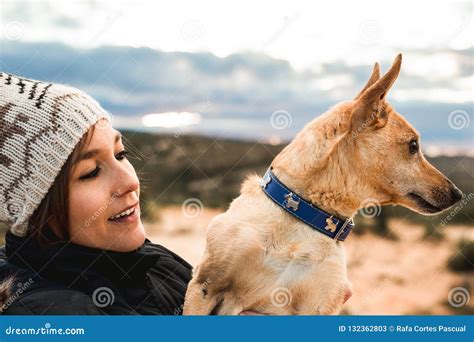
(145, 206, 473, 315)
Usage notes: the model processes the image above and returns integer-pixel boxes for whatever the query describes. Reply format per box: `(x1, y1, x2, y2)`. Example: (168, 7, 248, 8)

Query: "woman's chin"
(108, 221, 146, 252)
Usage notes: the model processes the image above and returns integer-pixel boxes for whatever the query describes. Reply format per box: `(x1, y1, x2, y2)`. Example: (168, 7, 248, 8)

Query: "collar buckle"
(334, 217, 354, 241)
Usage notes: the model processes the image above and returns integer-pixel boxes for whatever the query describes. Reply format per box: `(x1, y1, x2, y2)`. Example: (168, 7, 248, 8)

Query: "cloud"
(0, 40, 472, 148)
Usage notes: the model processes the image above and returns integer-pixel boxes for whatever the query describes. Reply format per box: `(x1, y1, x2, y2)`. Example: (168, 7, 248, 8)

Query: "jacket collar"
(260, 167, 354, 241)
(5, 230, 161, 284)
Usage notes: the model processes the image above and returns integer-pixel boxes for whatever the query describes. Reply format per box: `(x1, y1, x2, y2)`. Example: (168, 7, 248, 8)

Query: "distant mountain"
(121, 130, 474, 224)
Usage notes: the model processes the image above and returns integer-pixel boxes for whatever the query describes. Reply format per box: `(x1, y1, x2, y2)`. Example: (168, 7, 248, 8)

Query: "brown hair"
(28, 125, 96, 248)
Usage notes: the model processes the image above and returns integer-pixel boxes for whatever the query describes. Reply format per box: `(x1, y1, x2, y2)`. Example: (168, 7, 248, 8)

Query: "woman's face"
(68, 121, 145, 252)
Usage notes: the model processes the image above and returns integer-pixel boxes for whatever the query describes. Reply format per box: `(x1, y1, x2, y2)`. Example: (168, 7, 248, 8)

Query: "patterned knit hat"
(0, 72, 111, 237)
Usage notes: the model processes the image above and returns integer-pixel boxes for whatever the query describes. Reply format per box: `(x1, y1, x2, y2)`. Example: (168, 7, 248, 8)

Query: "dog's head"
(344, 54, 462, 215)
(273, 54, 463, 216)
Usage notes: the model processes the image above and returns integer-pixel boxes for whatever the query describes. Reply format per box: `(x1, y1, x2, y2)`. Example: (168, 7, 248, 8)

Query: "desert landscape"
(144, 205, 473, 315)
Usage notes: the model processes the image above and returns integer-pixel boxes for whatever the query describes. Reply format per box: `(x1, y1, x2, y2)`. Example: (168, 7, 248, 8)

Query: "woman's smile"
(107, 203, 140, 225)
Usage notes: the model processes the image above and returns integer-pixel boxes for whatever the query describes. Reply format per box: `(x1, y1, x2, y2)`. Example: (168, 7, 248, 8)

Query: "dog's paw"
(313, 282, 352, 315)
(343, 287, 352, 304)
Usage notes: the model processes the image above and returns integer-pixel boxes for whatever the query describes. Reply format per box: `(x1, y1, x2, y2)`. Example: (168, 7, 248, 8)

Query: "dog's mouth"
(407, 192, 442, 213)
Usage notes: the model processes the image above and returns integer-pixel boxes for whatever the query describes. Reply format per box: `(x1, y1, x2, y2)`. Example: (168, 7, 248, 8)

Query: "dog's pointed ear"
(354, 62, 380, 100)
(351, 53, 402, 133)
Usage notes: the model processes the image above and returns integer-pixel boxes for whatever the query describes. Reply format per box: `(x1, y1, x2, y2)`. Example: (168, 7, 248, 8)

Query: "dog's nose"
(451, 187, 463, 203)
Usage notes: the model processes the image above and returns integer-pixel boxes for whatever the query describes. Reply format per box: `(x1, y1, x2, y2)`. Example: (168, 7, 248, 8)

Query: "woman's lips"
(108, 204, 140, 224)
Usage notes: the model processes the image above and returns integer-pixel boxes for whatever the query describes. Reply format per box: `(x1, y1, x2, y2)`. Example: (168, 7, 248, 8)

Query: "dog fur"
(183, 54, 463, 315)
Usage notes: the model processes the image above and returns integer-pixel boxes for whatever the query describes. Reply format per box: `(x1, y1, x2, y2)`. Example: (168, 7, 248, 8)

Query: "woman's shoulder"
(0, 246, 101, 315)
(141, 241, 193, 314)
(144, 241, 193, 283)
(0, 241, 194, 315)
(144, 240, 193, 270)
(4, 288, 101, 315)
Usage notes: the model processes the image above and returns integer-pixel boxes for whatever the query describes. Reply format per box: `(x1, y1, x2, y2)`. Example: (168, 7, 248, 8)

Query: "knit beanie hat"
(0, 72, 111, 237)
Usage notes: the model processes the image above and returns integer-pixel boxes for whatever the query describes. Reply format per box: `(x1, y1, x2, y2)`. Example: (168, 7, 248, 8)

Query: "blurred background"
(0, 0, 472, 314)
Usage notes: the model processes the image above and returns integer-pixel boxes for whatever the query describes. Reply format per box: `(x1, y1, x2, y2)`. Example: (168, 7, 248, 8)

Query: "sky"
(1, 0, 473, 154)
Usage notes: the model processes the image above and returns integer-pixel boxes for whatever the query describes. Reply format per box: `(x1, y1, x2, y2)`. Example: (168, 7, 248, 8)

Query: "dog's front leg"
(183, 277, 222, 315)
(294, 255, 352, 315)
(183, 257, 231, 315)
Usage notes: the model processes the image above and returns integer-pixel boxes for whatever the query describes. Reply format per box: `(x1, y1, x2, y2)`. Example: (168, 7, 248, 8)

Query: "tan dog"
(183, 54, 463, 315)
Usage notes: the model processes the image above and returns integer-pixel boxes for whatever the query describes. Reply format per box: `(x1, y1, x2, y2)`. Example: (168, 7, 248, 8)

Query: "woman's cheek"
(69, 184, 107, 237)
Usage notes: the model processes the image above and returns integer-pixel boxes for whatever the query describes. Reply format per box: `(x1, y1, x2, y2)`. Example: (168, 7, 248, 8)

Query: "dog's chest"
(262, 241, 321, 284)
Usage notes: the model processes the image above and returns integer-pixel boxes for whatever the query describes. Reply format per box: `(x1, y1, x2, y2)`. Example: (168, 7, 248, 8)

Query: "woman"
(0, 72, 192, 314)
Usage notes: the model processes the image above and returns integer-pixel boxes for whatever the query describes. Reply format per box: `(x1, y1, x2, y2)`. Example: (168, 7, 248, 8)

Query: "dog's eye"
(408, 140, 418, 154)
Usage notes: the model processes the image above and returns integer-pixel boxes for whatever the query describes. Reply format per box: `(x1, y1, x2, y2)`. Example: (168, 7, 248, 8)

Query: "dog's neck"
(271, 111, 368, 219)
(271, 163, 361, 220)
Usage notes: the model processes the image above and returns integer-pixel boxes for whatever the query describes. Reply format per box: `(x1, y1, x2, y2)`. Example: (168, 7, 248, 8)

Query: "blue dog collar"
(260, 167, 354, 241)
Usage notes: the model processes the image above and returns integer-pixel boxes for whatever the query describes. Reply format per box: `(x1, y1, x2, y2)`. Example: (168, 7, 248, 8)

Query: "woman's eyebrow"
(78, 132, 122, 162)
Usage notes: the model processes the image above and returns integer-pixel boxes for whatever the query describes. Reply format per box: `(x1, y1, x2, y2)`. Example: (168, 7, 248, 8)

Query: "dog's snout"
(451, 186, 463, 203)
(440, 177, 464, 206)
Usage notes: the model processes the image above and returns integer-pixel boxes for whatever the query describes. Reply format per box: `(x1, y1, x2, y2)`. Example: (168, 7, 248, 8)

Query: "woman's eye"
(79, 151, 128, 180)
(80, 166, 101, 180)
(408, 140, 418, 154)
(116, 150, 129, 160)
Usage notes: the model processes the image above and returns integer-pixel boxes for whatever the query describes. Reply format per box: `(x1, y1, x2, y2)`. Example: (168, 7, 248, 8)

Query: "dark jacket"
(0, 230, 193, 315)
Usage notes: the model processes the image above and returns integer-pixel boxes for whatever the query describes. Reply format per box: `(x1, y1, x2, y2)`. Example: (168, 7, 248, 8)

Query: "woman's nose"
(114, 166, 139, 197)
